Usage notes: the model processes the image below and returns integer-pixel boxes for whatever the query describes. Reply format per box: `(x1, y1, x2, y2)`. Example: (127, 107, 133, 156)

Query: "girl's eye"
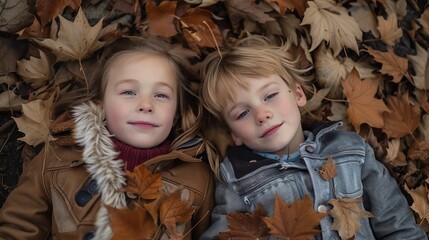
(155, 93, 169, 99)
(237, 109, 249, 120)
(265, 92, 278, 101)
(121, 90, 136, 96)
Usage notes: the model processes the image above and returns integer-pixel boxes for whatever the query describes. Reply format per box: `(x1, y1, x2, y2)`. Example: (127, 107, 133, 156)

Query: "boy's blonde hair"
(94, 36, 201, 150)
(200, 35, 313, 122)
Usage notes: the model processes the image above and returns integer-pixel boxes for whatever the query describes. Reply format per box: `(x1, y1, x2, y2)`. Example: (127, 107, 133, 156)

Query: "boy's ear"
(231, 132, 244, 146)
(295, 84, 307, 107)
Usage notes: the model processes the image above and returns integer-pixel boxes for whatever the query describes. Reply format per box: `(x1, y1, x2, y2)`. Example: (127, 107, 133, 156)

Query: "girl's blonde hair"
(93, 36, 202, 151)
(200, 35, 313, 177)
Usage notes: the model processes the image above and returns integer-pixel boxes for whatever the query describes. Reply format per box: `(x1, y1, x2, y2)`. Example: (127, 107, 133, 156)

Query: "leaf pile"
(1, 0, 429, 235)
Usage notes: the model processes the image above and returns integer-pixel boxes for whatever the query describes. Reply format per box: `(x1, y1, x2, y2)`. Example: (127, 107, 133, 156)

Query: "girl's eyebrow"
(114, 79, 175, 92)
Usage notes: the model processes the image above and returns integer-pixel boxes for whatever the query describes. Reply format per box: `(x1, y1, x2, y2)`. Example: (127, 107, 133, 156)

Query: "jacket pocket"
(332, 156, 364, 199)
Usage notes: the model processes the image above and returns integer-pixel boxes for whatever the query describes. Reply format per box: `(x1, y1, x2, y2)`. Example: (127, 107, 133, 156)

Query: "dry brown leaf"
(13, 95, 56, 146)
(159, 190, 195, 236)
(342, 69, 390, 132)
(407, 141, 429, 162)
(16, 50, 53, 88)
(107, 204, 157, 240)
(263, 194, 325, 239)
(320, 156, 337, 181)
(367, 47, 409, 83)
(349, 1, 379, 38)
(377, 13, 403, 46)
(36, 0, 81, 28)
(301, 0, 362, 56)
(264, 0, 295, 15)
(35, 8, 105, 62)
(218, 205, 270, 239)
(184, 0, 220, 8)
(145, 0, 178, 37)
(418, 7, 429, 37)
(17, 17, 50, 39)
(328, 198, 374, 240)
(385, 139, 407, 167)
(382, 92, 421, 138)
(404, 184, 429, 224)
(126, 166, 163, 200)
(408, 43, 429, 90)
(0, 0, 34, 33)
(224, 0, 275, 32)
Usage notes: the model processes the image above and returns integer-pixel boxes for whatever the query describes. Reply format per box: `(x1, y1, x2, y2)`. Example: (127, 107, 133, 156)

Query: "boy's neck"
(275, 126, 305, 155)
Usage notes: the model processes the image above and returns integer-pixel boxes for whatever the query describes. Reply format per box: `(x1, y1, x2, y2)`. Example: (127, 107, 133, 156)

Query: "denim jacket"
(200, 121, 427, 240)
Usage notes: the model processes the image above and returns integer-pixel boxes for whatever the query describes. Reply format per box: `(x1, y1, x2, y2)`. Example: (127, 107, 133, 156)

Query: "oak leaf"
(35, 8, 105, 62)
(367, 47, 408, 83)
(36, 0, 81, 28)
(382, 92, 421, 138)
(320, 156, 337, 181)
(218, 205, 270, 239)
(342, 68, 390, 132)
(301, 0, 362, 56)
(328, 198, 373, 240)
(107, 204, 157, 240)
(126, 165, 163, 200)
(17, 50, 53, 88)
(263, 194, 325, 239)
(145, 0, 178, 37)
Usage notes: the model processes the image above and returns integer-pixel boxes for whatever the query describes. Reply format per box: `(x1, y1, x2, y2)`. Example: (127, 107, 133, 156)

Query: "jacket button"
(305, 145, 315, 153)
(83, 231, 94, 240)
(75, 191, 92, 207)
(87, 180, 99, 195)
(317, 204, 327, 213)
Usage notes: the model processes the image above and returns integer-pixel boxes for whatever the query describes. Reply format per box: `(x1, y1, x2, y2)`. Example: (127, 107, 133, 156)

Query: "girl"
(0, 37, 214, 240)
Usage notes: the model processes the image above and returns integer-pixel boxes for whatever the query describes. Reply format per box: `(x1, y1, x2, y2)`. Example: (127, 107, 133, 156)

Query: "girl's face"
(102, 53, 178, 148)
(222, 74, 307, 154)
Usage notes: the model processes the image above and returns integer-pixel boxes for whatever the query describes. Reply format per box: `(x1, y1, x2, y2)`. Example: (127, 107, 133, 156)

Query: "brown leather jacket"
(0, 102, 214, 240)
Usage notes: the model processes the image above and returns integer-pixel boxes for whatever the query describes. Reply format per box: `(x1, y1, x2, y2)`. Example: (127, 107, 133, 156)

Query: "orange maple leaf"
(126, 165, 162, 200)
(218, 204, 270, 239)
(382, 91, 421, 138)
(342, 68, 390, 132)
(159, 190, 195, 236)
(145, 0, 178, 37)
(366, 47, 409, 83)
(107, 204, 157, 240)
(263, 194, 326, 239)
(265, 0, 295, 15)
(37, 0, 81, 28)
(320, 156, 337, 181)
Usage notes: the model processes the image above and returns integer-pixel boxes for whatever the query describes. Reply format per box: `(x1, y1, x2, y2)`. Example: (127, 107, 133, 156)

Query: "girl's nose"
(138, 98, 153, 113)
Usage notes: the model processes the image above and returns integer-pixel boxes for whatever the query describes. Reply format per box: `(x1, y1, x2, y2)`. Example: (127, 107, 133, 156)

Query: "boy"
(199, 35, 426, 239)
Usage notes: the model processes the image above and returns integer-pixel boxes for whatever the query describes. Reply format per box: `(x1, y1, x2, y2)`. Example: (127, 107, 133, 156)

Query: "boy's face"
(103, 53, 177, 148)
(222, 74, 307, 154)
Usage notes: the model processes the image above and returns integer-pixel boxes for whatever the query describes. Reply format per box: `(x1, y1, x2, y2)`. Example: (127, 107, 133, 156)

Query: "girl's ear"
(295, 84, 307, 107)
(231, 132, 243, 146)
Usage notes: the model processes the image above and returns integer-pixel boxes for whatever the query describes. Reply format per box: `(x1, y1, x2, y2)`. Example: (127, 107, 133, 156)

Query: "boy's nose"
(256, 110, 272, 125)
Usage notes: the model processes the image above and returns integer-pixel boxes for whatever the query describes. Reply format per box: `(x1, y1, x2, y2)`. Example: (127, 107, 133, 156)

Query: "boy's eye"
(237, 109, 249, 120)
(265, 92, 278, 101)
(121, 90, 136, 96)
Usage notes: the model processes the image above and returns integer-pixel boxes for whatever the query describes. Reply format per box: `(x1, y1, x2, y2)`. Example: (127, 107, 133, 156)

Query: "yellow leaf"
(13, 95, 56, 146)
(301, 0, 362, 56)
(35, 8, 104, 62)
(328, 198, 373, 240)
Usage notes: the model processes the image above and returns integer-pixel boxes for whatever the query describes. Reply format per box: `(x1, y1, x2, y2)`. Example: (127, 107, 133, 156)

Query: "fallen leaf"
(377, 13, 403, 46)
(407, 141, 429, 162)
(218, 205, 270, 239)
(385, 138, 407, 167)
(349, 1, 379, 38)
(13, 95, 56, 146)
(342, 69, 390, 132)
(382, 92, 421, 138)
(264, 0, 295, 15)
(224, 0, 275, 32)
(36, 0, 81, 28)
(367, 47, 409, 83)
(0, 0, 34, 33)
(404, 184, 429, 224)
(328, 198, 373, 240)
(16, 50, 53, 88)
(35, 8, 105, 62)
(126, 165, 163, 200)
(108, 204, 157, 240)
(408, 43, 429, 90)
(263, 194, 325, 239)
(159, 190, 195, 236)
(0, 36, 27, 75)
(301, 0, 362, 56)
(320, 156, 337, 181)
(0, 89, 27, 111)
(145, 0, 178, 37)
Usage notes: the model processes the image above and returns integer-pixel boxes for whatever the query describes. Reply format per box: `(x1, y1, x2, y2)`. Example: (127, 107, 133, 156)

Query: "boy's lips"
(128, 121, 160, 128)
(260, 123, 283, 138)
